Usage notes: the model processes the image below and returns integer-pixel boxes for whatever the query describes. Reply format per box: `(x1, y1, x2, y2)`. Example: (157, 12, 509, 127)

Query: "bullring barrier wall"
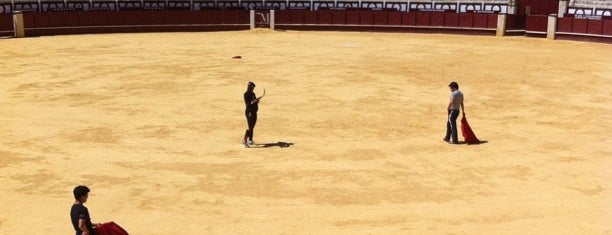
(1, 9, 611, 43)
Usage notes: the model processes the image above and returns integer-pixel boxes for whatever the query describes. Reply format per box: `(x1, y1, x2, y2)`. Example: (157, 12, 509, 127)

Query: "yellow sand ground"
(0, 30, 611, 234)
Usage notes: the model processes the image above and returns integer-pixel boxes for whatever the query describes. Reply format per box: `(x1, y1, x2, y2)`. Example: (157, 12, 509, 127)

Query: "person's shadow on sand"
(251, 141, 294, 148)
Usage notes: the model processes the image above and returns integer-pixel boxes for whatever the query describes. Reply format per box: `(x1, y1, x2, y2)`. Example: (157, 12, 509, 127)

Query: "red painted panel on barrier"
(238, 11, 250, 24)
(346, 10, 360, 25)
(191, 11, 208, 24)
(207, 11, 223, 24)
(61, 12, 80, 27)
(401, 12, 416, 26)
(290, 10, 305, 24)
(303, 10, 317, 24)
(117, 11, 135, 26)
(526, 15, 547, 32)
(415, 12, 430, 26)
(587, 19, 603, 35)
(107, 12, 123, 26)
(223, 10, 240, 24)
(90, 12, 107, 26)
(181, 11, 199, 24)
(373, 10, 387, 25)
(557, 17, 573, 33)
(23, 13, 35, 28)
(332, 10, 346, 24)
(282, 10, 296, 24)
(487, 14, 497, 28)
(459, 13, 474, 28)
(122, 11, 140, 25)
(387, 11, 401, 25)
(360, 11, 373, 25)
(472, 13, 488, 28)
(155, 11, 170, 25)
(188, 11, 201, 24)
(572, 18, 588, 34)
(142, 11, 161, 25)
(34, 13, 51, 28)
(0, 15, 12, 31)
(506, 14, 526, 30)
(429, 12, 444, 26)
(356, 10, 374, 25)
(318, 10, 332, 24)
(603, 19, 612, 36)
(275, 10, 289, 24)
(444, 13, 459, 27)
(165, 11, 184, 25)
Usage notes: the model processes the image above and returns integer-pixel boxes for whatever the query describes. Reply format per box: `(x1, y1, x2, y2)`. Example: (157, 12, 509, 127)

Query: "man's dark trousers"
(445, 110, 460, 143)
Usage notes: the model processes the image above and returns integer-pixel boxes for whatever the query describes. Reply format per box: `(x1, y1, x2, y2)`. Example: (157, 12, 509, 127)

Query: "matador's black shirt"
(71, 203, 95, 235)
(244, 91, 258, 113)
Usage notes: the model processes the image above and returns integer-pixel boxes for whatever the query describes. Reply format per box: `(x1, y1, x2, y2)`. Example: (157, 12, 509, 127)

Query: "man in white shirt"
(444, 82, 464, 144)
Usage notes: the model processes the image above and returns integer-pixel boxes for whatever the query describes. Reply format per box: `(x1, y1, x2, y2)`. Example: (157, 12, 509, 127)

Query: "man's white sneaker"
(242, 140, 249, 148)
(248, 140, 256, 145)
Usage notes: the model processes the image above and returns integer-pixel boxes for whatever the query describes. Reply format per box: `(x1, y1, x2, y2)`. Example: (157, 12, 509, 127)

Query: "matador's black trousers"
(244, 111, 257, 141)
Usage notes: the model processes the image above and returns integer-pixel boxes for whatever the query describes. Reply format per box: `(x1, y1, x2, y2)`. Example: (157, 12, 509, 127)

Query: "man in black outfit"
(242, 81, 262, 147)
(70, 185, 100, 235)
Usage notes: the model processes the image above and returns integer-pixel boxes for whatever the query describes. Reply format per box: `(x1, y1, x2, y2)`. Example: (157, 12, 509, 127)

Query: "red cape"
(461, 116, 481, 144)
(95, 221, 129, 235)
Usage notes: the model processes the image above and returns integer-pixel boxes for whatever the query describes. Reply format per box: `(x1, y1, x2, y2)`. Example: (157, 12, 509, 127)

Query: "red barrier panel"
(318, 10, 331, 24)
(459, 13, 473, 28)
(387, 11, 401, 25)
(346, 10, 360, 24)
(572, 18, 588, 34)
(587, 19, 603, 35)
(0, 15, 12, 31)
(116, 11, 136, 25)
(61, 12, 80, 27)
(105, 12, 123, 25)
(506, 14, 526, 30)
(415, 12, 430, 26)
(473, 13, 488, 28)
(557, 17, 573, 33)
(604, 19, 612, 36)
(304, 10, 317, 24)
(38, 13, 56, 28)
(182, 11, 200, 24)
(275, 10, 290, 24)
(90, 12, 111, 26)
(165, 11, 181, 25)
(173, 11, 195, 24)
(137, 11, 159, 25)
(401, 12, 416, 26)
(430, 12, 444, 26)
(373, 10, 387, 25)
(157, 11, 174, 25)
(331, 10, 346, 24)
(487, 14, 497, 28)
(222, 10, 241, 24)
(526, 15, 547, 32)
(290, 10, 305, 24)
(191, 11, 210, 24)
(205, 10, 222, 24)
(416, 11, 431, 26)
(444, 13, 459, 27)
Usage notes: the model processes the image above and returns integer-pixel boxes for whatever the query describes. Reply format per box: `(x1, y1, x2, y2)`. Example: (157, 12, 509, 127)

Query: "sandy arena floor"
(0, 30, 611, 234)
